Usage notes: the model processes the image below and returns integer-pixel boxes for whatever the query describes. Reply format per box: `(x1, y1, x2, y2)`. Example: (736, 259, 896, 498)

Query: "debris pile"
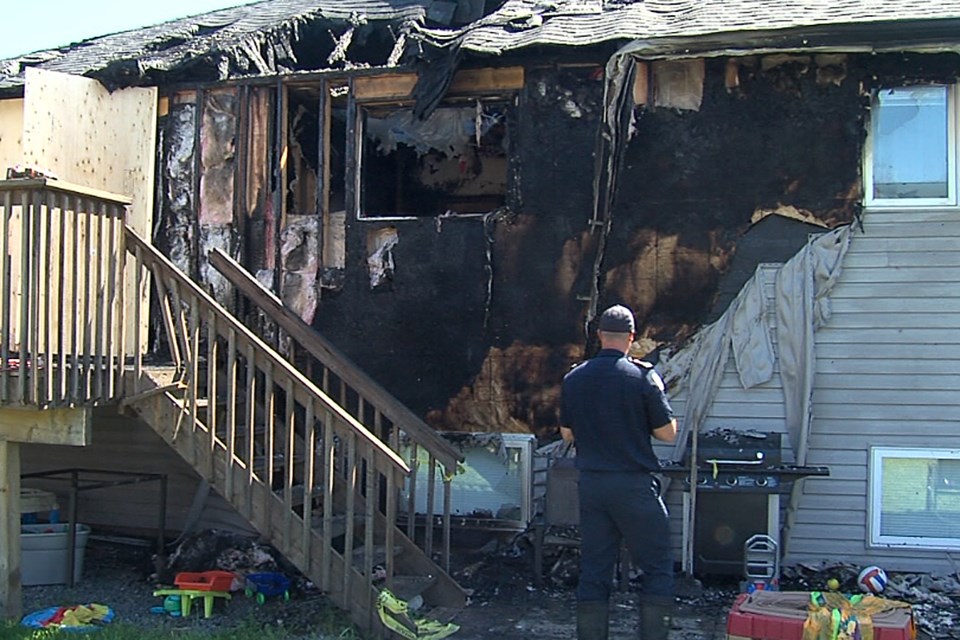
(782, 561, 960, 639)
(159, 529, 284, 582)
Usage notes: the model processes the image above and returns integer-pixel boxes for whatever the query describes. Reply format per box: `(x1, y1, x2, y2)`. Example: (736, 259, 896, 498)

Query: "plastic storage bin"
(21, 523, 91, 586)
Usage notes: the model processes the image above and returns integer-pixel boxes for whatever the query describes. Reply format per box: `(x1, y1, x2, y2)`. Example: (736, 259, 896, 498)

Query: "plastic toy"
(244, 572, 291, 604)
(153, 588, 231, 618)
(174, 570, 236, 592)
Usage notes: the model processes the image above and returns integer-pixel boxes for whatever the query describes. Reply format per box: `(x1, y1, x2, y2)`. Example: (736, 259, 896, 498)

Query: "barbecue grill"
(660, 429, 829, 576)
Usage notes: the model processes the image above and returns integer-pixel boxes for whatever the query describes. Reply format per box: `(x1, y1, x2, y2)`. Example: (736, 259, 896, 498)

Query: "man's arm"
(560, 426, 575, 442)
(651, 418, 677, 443)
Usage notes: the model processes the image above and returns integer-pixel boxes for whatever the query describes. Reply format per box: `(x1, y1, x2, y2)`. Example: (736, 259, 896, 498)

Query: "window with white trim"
(870, 447, 960, 549)
(864, 84, 957, 207)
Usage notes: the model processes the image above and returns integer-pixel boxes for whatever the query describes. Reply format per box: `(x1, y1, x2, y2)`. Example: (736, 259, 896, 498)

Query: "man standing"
(560, 304, 677, 640)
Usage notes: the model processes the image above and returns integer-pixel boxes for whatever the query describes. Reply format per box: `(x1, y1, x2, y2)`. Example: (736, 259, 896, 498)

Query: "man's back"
(561, 349, 671, 472)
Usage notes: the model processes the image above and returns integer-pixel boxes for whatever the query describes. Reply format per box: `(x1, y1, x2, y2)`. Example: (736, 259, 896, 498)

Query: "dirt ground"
(440, 532, 736, 640)
(445, 586, 731, 640)
(20, 531, 953, 640)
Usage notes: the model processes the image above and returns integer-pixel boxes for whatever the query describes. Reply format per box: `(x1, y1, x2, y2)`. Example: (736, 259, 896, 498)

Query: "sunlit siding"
(785, 208, 960, 573)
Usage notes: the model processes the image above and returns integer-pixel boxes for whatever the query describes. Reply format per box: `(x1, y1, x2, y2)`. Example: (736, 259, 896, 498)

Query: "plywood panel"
(21, 68, 157, 355)
(0, 99, 23, 172)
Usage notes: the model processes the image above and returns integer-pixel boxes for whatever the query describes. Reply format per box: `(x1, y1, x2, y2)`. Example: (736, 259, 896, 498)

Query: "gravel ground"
(21, 537, 354, 637)
(19, 533, 960, 639)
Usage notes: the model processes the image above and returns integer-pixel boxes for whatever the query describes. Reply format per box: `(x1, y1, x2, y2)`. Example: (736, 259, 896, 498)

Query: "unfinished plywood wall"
(22, 68, 157, 355)
(22, 68, 156, 236)
(0, 99, 25, 348)
(0, 99, 23, 171)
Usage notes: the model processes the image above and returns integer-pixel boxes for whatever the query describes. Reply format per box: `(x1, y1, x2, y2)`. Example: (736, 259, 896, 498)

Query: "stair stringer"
(123, 368, 465, 635)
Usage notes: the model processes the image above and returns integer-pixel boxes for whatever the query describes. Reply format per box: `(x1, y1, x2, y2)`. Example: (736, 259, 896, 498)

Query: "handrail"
(0, 179, 129, 407)
(208, 247, 463, 571)
(125, 227, 410, 475)
(208, 248, 464, 472)
(0, 178, 132, 205)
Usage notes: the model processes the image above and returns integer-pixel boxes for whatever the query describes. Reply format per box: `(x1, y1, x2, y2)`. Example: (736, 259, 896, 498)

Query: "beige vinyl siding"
(785, 207, 960, 573)
(19, 408, 254, 538)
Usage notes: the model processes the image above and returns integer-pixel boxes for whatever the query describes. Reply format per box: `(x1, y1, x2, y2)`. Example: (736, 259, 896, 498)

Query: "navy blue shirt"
(561, 349, 674, 473)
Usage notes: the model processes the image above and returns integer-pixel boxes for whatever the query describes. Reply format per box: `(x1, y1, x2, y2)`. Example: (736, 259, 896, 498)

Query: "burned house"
(3, 0, 960, 631)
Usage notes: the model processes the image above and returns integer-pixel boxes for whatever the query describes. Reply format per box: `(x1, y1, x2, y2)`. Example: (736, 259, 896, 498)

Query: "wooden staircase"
(121, 228, 467, 635)
(0, 180, 466, 632)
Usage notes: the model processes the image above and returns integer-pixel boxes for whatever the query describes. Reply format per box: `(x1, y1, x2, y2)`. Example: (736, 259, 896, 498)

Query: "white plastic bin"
(20, 523, 91, 586)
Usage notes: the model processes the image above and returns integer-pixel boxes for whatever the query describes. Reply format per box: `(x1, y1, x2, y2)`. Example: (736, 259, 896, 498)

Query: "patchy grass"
(0, 614, 362, 640)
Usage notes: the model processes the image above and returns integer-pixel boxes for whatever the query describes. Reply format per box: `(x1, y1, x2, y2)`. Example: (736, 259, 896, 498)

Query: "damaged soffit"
(0, 0, 440, 94)
(413, 0, 960, 56)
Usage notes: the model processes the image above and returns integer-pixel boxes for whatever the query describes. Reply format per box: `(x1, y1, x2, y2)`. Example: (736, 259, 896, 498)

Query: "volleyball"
(857, 565, 888, 594)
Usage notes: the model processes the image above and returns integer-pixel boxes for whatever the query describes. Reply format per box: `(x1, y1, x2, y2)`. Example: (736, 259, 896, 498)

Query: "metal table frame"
(21, 468, 167, 586)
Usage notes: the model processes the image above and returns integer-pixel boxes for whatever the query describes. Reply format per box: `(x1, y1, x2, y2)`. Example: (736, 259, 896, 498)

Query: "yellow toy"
(153, 588, 231, 618)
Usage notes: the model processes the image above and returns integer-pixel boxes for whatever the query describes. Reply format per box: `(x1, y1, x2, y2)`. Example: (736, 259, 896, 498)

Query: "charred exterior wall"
(316, 218, 490, 419)
(153, 51, 960, 440)
(604, 54, 865, 347)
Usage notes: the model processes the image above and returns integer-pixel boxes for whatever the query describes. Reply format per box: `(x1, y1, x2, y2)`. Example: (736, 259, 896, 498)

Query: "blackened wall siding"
(607, 56, 864, 341)
(150, 52, 953, 442)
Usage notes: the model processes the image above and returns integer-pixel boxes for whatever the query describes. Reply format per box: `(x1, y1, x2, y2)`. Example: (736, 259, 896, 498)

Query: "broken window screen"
(358, 102, 509, 218)
(870, 85, 951, 201)
(871, 448, 960, 549)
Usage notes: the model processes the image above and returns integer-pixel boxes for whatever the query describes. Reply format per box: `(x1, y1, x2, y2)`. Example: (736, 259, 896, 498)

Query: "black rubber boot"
(639, 598, 672, 640)
(577, 600, 609, 640)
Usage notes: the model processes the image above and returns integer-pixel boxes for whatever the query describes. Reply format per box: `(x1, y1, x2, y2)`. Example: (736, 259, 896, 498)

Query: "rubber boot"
(638, 599, 672, 640)
(576, 600, 609, 640)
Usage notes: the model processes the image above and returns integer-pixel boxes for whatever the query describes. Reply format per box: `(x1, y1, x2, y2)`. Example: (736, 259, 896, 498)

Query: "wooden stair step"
(389, 575, 438, 602)
(309, 513, 366, 539)
(352, 544, 404, 570)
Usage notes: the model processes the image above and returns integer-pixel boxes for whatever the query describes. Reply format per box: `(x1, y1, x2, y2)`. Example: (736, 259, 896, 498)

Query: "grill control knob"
(725, 476, 739, 487)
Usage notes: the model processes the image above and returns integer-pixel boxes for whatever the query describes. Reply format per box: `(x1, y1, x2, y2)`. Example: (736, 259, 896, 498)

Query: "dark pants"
(576, 471, 674, 603)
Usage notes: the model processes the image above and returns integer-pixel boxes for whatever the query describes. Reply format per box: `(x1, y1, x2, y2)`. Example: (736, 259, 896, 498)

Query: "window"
(355, 101, 510, 219)
(865, 85, 956, 206)
(344, 68, 524, 221)
(870, 447, 960, 549)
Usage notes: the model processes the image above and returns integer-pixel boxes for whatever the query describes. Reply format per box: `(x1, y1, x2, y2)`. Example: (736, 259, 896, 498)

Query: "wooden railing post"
(0, 180, 132, 408)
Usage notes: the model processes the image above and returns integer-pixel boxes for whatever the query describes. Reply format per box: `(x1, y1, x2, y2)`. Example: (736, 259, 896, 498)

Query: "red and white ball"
(857, 565, 888, 594)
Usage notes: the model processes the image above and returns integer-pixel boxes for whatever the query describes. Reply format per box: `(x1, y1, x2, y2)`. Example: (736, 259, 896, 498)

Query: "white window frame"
(869, 446, 960, 550)
(863, 84, 958, 208)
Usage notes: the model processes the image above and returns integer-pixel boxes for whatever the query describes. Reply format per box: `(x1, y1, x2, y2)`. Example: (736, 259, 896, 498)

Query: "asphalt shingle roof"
(0, 0, 429, 92)
(415, 0, 960, 53)
(4, 0, 960, 94)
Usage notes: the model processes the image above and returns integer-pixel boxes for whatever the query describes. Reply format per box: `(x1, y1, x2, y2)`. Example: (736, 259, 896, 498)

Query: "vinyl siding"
(785, 207, 960, 573)
(661, 264, 788, 560)
(19, 408, 255, 538)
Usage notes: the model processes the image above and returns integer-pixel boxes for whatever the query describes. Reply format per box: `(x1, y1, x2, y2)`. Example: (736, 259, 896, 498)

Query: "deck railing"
(125, 227, 413, 624)
(209, 248, 465, 571)
(0, 179, 130, 407)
